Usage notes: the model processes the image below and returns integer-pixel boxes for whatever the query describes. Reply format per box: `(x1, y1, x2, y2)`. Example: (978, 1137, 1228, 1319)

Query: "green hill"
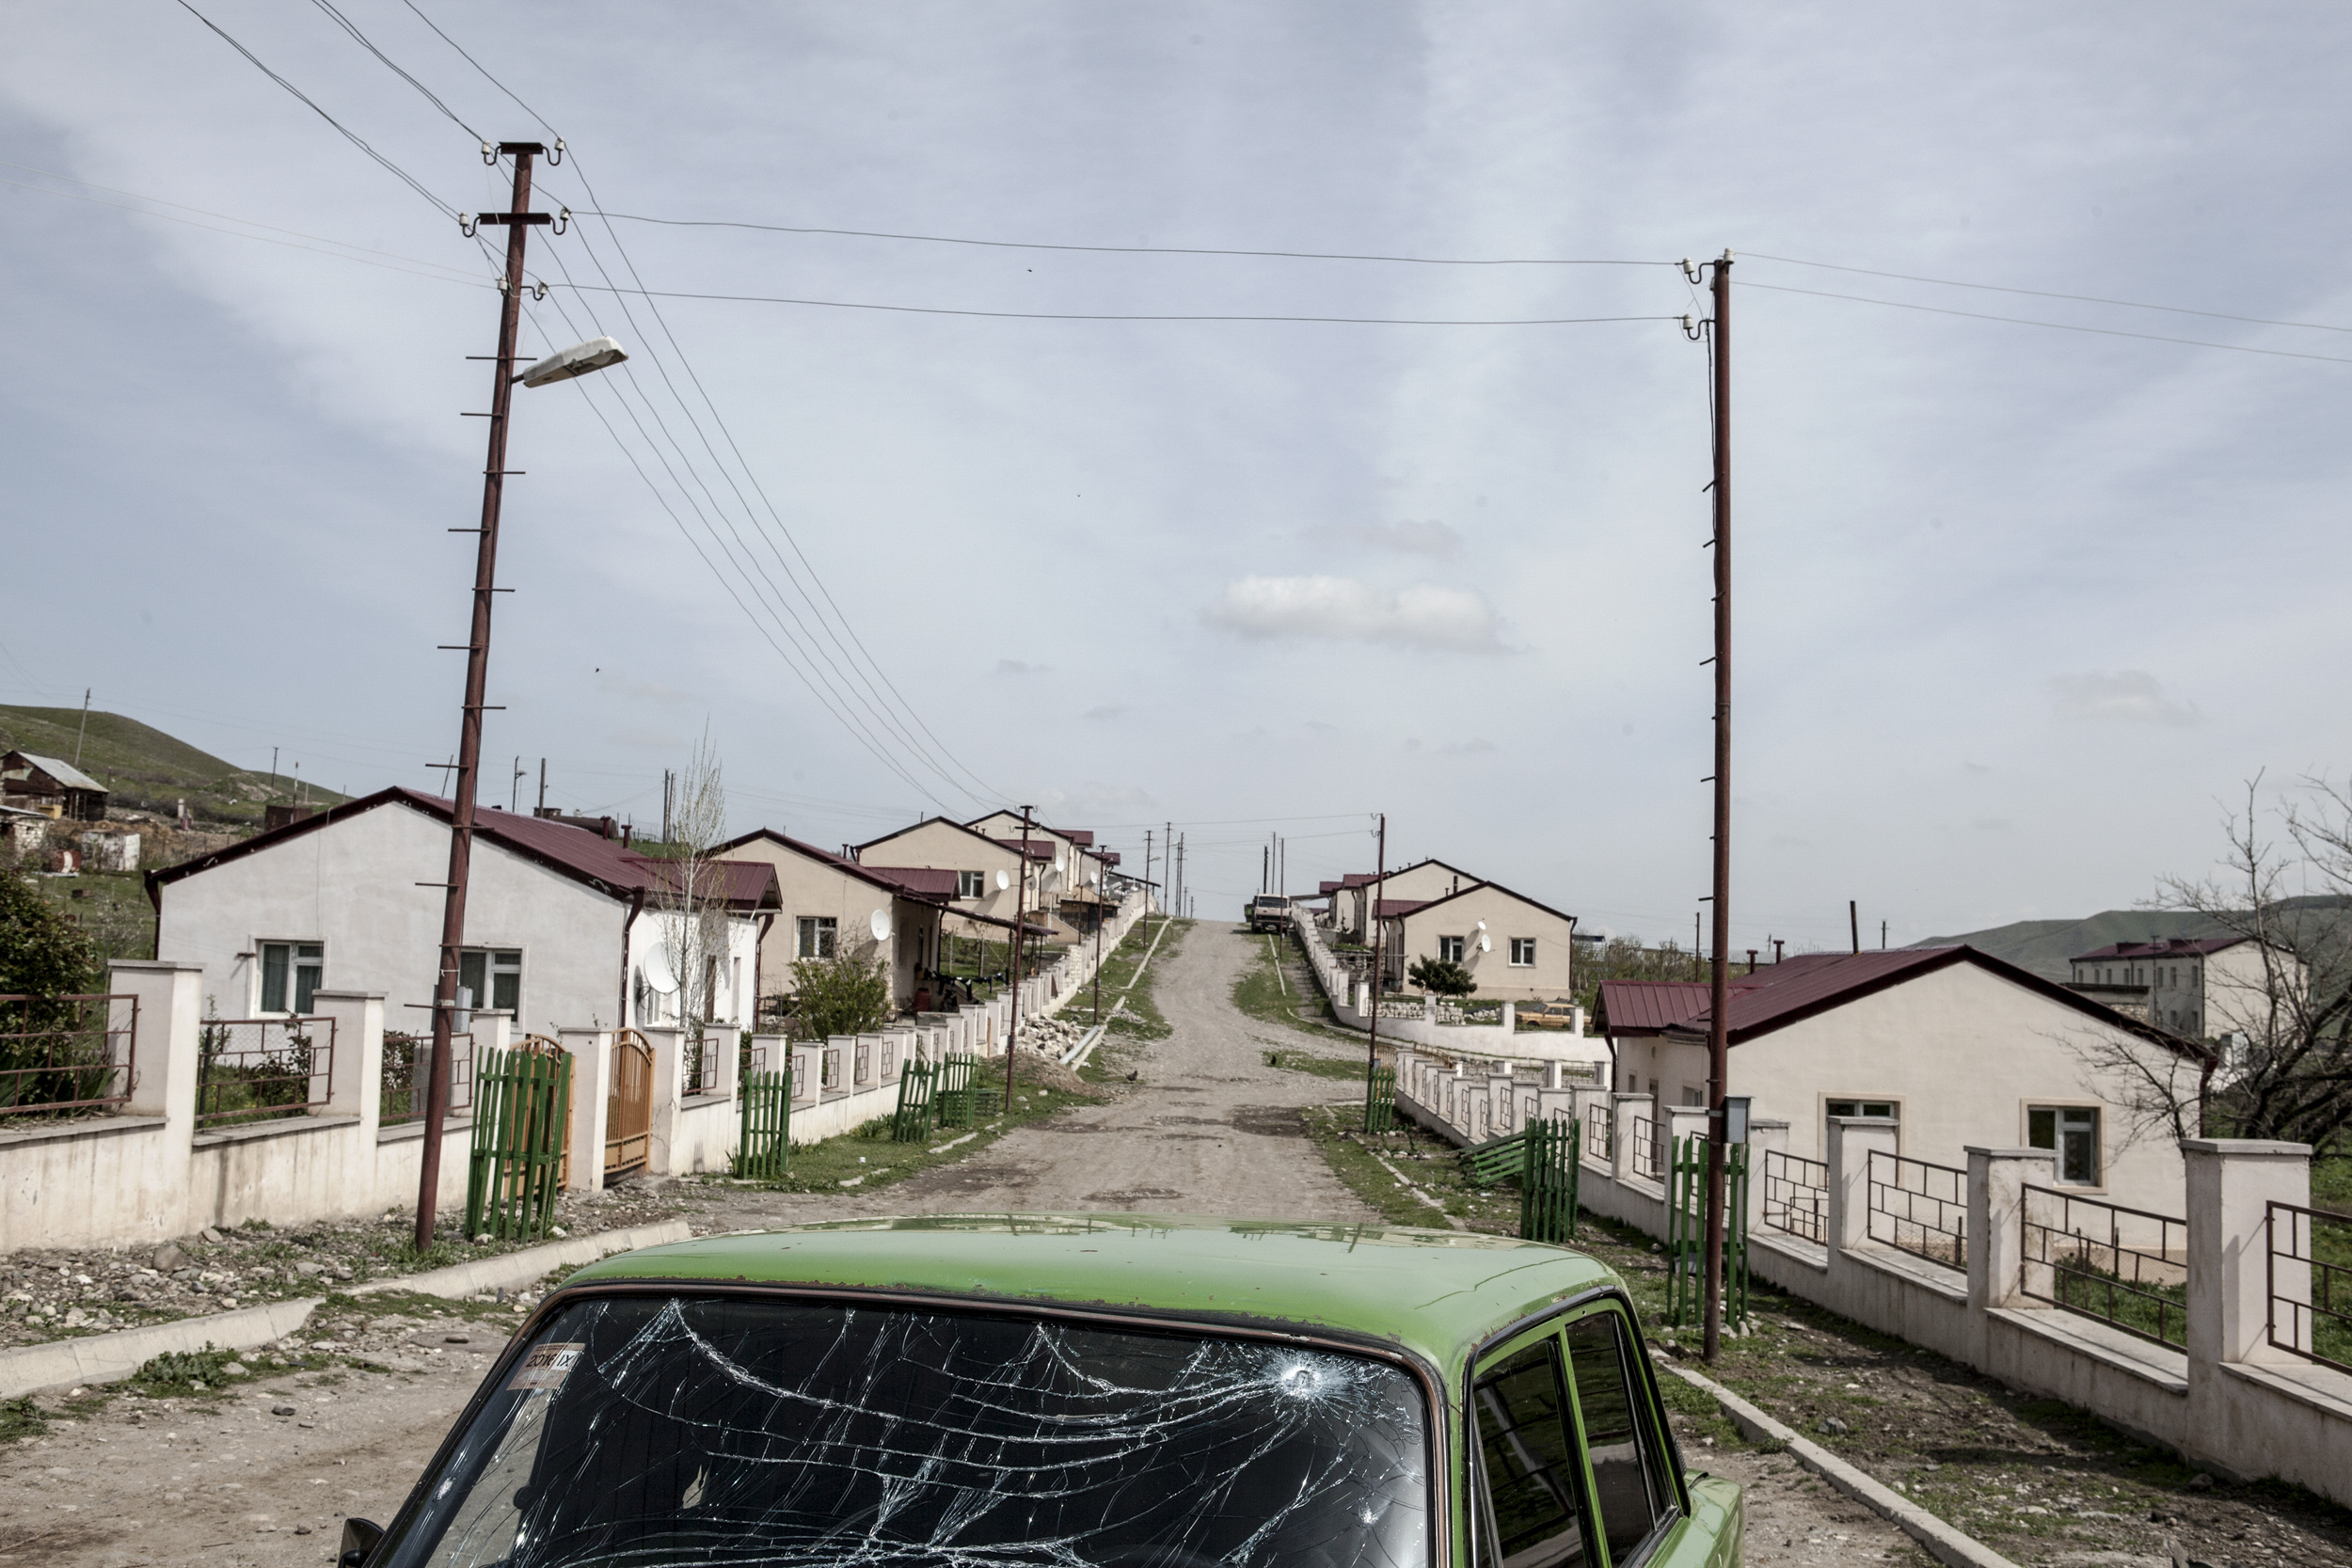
(0, 705, 345, 829)
(1917, 897, 2352, 980)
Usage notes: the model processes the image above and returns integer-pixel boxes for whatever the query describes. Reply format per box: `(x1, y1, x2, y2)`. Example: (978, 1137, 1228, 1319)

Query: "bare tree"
(655, 736, 734, 1038)
(2134, 776, 2352, 1151)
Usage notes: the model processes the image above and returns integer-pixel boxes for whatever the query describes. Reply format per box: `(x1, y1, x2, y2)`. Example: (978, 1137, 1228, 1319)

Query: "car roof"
(562, 1212, 1624, 1374)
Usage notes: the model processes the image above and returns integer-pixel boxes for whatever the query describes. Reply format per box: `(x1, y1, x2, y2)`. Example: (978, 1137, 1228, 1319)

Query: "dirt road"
(0, 921, 1931, 1566)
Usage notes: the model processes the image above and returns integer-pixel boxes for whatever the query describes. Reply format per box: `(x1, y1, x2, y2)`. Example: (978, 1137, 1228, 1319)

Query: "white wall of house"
(709, 836, 948, 1015)
(156, 803, 632, 1034)
(630, 907, 762, 1031)
(1613, 961, 2189, 1212)
(1387, 884, 1578, 1002)
(856, 819, 1053, 942)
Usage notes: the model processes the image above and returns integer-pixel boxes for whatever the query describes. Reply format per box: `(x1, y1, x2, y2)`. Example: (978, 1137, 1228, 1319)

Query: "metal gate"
(465, 1035, 572, 1241)
(1667, 1134, 1749, 1329)
(1520, 1115, 1581, 1244)
(606, 1028, 654, 1179)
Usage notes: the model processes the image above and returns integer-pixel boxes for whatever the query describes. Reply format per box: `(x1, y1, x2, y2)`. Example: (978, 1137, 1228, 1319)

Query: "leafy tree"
(0, 852, 100, 1003)
(1407, 956, 1477, 997)
(788, 942, 894, 1039)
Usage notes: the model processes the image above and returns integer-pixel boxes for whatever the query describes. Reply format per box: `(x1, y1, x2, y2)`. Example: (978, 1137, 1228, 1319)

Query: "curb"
(0, 1219, 693, 1400)
(1661, 1361, 2022, 1568)
(349, 1220, 692, 1303)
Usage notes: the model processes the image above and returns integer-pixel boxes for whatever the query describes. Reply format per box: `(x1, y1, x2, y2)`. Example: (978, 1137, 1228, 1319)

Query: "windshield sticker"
(504, 1341, 584, 1391)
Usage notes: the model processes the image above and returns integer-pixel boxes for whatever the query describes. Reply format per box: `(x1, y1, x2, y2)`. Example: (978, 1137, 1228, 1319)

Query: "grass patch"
(1263, 1046, 1372, 1081)
(0, 1396, 49, 1440)
(1231, 927, 1351, 1037)
(708, 1059, 1105, 1195)
(1097, 917, 1184, 1041)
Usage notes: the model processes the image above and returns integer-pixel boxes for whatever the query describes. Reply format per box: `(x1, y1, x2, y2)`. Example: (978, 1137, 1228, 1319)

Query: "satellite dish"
(995, 869, 1011, 891)
(1473, 920, 1489, 934)
(640, 949, 677, 995)
(1053, 854, 1067, 874)
(1478, 935, 1493, 953)
(870, 908, 894, 942)
(1039, 868, 1065, 896)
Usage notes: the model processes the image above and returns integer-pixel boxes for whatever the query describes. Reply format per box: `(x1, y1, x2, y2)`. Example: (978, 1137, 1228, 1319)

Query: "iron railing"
(0, 993, 136, 1116)
(821, 1046, 842, 1089)
(2265, 1200, 2352, 1373)
(683, 1031, 722, 1098)
(2020, 1185, 2188, 1349)
(1763, 1149, 1828, 1243)
(196, 1016, 334, 1128)
(1631, 1117, 1664, 1180)
(378, 1029, 473, 1125)
(1584, 1100, 1613, 1163)
(1867, 1149, 1967, 1270)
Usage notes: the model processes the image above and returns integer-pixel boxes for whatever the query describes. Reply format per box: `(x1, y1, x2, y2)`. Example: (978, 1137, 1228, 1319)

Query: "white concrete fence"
(1391, 1057, 2352, 1509)
(0, 894, 1148, 1254)
(1292, 908, 1611, 1072)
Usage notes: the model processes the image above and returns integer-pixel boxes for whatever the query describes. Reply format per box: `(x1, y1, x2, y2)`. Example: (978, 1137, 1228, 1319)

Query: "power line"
(1734, 279, 2352, 366)
(1743, 251, 2352, 336)
(305, 0, 481, 140)
(170, 0, 458, 220)
(548, 281, 1681, 326)
(580, 212, 1671, 269)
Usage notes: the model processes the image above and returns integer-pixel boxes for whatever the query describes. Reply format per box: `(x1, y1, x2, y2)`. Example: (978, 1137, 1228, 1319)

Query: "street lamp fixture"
(518, 336, 628, 388)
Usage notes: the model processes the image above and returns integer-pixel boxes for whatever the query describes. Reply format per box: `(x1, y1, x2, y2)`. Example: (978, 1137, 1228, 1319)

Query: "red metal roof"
(1376, 898, 1433, 918)
(1594, 980, 1714, 1036)
(860, 865, 960, 898)
(993, 837, 1057, 861)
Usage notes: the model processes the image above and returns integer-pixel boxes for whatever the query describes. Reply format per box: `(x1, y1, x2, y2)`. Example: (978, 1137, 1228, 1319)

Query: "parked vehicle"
(1248, 894, 1293, 932)
(346, 1215, 1740, 1568)
(1519, 999, 1583, 1030)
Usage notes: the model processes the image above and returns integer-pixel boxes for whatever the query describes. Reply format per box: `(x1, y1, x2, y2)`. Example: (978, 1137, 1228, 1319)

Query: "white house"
(2066, 935, 2282, 1042)
(1376, 879, 1581, 1004)
(1596, 946, 2200, 1212)
(149, 788, 779, 1037)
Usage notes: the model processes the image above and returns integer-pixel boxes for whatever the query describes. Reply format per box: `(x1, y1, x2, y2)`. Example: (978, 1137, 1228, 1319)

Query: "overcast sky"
(5, 3, 2348, 949)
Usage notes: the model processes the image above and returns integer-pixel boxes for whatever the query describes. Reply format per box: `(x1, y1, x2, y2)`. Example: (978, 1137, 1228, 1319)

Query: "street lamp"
(415, 140, 629, 1251)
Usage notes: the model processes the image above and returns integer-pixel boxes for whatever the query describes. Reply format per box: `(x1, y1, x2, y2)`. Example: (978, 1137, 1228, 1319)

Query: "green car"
(351, 1215, 1740, 1568)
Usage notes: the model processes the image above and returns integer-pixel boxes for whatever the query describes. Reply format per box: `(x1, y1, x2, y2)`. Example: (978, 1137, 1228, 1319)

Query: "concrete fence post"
(1612, 1093, 1650, 1185)
(2184, 1138, 2312, 1368)
(640, 1025, 683, 1175)
(1966, 1145, 2055, 1312)
(110, 958, 202, 1131)
(1666, 1105, 1711, 1170)
(1827, 1116, 1900, 1255)
(310, 990, 384, 1129)
(1748, 1118, 1789, 1238)
(558, 1028, 612, 1193)
(1502, 1001, 1517, 1032)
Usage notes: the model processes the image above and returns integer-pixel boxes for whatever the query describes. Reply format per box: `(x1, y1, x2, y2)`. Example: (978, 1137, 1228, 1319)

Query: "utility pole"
(1362, 814, 1388, 1130)
(662, 769, 675, 845)
(72, 689, 91, 767)
(1164, 821, 1173, 919)
(1882, 920, 1888, 950)
(536, 758, 547, 815)
(1003, 804, 1034, 1111)
(1851, 900, 1860, 955)
(1700, 249, 1734, 1364)
(270, 747, 280, 801)
(511, 755, 526, 814)
(417, 141, 552, 1252)
(1143, 830, 1153, 916)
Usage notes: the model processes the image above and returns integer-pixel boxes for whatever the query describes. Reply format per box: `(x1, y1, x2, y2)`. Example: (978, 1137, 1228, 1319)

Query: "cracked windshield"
(385, 1297, 1429, 1568)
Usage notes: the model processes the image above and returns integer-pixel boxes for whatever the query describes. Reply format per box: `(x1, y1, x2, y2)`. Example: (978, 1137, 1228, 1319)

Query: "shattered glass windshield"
(382, 1294, 1430, 1568)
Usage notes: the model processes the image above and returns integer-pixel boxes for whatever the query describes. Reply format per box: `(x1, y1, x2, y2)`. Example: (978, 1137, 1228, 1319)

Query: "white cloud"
(994, 659, 1048, 676)
(2048, 672, 2201, 726)
(1205, 576, 1504, 653)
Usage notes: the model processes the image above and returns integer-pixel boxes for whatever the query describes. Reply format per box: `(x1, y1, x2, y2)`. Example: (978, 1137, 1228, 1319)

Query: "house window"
(259, 942, 323, 1014)
(797, 917, 837, 959)
(1438, 935, 1466, 963)
(1825, 1098, 1898, 1120)
(1510, 937, 1536, 966)
(1682, 1086, 1705, 1107)
(2029, 1105, 2101, 1185)
(957, 870, 985, 899)
(457, 949, 522, 1015)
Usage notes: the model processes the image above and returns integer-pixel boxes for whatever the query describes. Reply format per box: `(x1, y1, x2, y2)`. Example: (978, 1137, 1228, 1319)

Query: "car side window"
(1562, 1311, 1673, 1560)
(1471, 1339, 1590, 1568)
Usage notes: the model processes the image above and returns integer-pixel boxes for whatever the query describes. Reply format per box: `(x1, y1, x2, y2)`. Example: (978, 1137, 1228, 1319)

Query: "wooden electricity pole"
(417, 142, 550, 1251)
(1362, 814, 1387, 1130)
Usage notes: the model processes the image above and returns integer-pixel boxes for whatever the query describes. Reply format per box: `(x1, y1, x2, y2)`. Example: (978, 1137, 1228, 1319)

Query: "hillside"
(0, 705, 346, 830)
(1916, 896, 2352, 980)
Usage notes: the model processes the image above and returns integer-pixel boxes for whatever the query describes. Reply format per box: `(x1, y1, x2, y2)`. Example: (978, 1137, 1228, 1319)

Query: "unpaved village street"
(0, 922, 1931, 1567)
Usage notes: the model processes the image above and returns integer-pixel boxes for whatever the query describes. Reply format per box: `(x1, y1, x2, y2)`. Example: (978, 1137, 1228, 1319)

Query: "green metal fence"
(1520, 1115, 1581, 1243)
(1461, 1129, 1527, 1187)
(1362, 1063, 1397, 1133)
(465, 1040, 572, 1242)
(936, 1053, 979, 1131)
(894, 1059, 938, 1142)
(734, 1067, 791, 1179)
(1667, 1133, 1749, 1330)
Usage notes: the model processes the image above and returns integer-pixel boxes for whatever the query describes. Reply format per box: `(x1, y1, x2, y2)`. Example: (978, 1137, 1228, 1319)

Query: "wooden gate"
(606, 1028, 654, 1179)
(465, 1036, 572, 1242)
